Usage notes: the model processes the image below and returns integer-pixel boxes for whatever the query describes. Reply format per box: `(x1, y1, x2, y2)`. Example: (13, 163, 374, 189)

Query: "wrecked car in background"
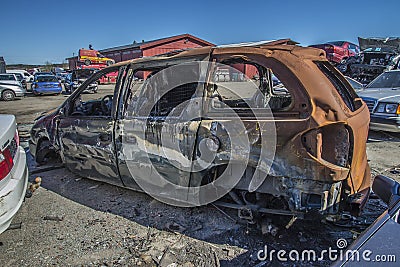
(339, 37, 400, 84)
(30, 43, 371, 221)
(309, 41, 359, 65)
(0, 115, 28, 234)
(78, 48, 115, 66)
(358, 70, 400, 132)
(64, 68, 98, 94)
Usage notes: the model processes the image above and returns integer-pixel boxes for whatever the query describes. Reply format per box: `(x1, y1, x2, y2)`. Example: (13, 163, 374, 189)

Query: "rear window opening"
(127, 62, 205, 120)
(210, 59, 293, 114)
(315, 61, 361, 112)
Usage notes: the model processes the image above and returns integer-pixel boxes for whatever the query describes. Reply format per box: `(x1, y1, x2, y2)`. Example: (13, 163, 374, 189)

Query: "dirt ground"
(0, 87, 398, 266)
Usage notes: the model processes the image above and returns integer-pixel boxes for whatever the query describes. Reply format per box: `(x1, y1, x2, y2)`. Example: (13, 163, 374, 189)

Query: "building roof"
(100, 33, 214, 53)
(66, 34, 214, 60)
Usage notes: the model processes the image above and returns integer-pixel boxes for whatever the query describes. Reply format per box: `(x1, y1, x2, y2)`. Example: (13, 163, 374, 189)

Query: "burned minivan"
(30, 43, 371, 220)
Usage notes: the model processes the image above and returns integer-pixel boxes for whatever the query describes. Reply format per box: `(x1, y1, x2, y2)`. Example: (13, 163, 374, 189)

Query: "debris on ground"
(165, 222, 186, 233)
(261, 219, 278, 237)
(390, 167, 400, 175)
(7, 222, 22, 230)
(25, 176, 42, 198)
(43, 215, 64, 222)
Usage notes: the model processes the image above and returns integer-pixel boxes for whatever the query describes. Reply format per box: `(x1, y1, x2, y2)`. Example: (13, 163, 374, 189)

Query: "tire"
(106, 60, 113, 66)
(2, 90, 15, 101)
(35, 139, 59, 165)
(84, 59, 91, 66)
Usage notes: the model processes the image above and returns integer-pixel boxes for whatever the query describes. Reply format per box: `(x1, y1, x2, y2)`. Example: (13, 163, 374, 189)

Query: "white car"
(0, 74, 26, 101)
(0, 115, 28, 233)
(6, 70, 34, 82)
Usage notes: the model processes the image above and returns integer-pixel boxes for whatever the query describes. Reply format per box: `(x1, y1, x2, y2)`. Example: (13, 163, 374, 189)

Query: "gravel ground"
(0, 88, 397, 266)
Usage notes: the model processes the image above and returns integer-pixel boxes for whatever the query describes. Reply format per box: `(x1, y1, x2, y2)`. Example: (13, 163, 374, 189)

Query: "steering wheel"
(101, 95, 113, 115)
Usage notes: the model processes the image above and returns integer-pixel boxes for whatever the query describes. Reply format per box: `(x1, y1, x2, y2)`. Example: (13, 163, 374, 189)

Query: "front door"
(60, 66, 123, 186)
(115, 61, 207, 205)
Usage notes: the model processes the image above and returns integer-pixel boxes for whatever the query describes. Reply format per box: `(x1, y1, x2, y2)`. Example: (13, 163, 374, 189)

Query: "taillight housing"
(302, 123, 352, 168)
(0, 130, 19, 181)
(0, 148, 13, 181)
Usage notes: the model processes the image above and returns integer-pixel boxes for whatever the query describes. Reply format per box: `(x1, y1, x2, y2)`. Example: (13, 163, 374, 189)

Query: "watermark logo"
(121, 61, 277, 207)
(336, 238, 347, 249)
(256, 238, 396, 263)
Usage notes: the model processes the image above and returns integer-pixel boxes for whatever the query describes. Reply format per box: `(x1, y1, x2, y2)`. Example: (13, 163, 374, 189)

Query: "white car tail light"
(0, 130, 19, 181)
(0, 148, 13, 180)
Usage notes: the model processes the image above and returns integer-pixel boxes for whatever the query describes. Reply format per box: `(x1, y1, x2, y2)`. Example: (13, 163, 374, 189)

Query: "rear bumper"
(0, 147, 29, 234)
(370, 115, 400, 132)
(33, 87, 62, 95)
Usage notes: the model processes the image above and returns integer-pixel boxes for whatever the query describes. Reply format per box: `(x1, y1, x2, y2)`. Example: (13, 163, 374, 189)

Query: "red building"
(67, 34, 214, 71)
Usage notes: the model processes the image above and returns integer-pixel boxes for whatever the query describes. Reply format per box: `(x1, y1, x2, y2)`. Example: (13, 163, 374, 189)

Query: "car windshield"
(37, 76, 58, 82)
(327, 41, 345, 46)
(366, 71, 400, 89)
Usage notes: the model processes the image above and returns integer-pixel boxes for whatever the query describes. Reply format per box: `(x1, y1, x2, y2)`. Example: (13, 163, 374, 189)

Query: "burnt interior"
(213, 59, 293, 113)
(150, 82, 198, 117)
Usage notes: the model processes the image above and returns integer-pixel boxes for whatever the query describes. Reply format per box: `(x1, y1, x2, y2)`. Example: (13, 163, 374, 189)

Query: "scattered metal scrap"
(260, 219, 279, 236)
(43, 215, 64, 222)
(7, 222, 22, 230)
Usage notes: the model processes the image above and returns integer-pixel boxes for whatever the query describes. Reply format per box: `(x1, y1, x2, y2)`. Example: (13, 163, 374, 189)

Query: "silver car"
(0, 114, 28, 233)
(0, 74, 25, 101)
(358, 70, 400, 132)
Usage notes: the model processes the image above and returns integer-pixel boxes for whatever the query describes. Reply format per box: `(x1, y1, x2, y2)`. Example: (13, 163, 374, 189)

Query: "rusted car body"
(30, 43, 371, 220)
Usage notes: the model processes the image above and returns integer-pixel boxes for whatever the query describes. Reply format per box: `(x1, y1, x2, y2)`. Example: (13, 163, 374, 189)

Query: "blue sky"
(2, 0, 399, 65)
